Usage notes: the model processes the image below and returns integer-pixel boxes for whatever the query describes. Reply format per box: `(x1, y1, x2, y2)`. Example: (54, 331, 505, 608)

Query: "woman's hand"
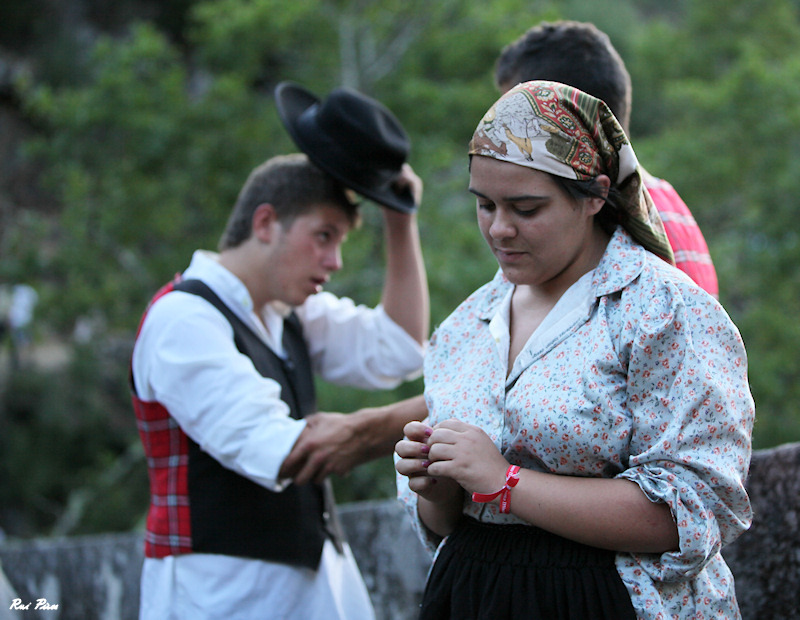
(426, 419, 510, 499)
(396, 421, 462, 505)
(396, 420, 465, 538)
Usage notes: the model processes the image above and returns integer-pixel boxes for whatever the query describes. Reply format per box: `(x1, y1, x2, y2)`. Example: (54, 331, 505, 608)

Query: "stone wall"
(0, 501, 430, 620)
(2, 443, 799, 620)
(721, 442, 800, 619)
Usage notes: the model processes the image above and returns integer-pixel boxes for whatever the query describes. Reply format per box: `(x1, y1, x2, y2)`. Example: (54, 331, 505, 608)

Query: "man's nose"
(324, 245, 343, 271)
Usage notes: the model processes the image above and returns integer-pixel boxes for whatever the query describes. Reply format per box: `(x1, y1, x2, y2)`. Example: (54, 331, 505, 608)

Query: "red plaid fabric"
(131, 277, 193, 558)
(645, 176, 719, 298)
(133, 396, 192, 557)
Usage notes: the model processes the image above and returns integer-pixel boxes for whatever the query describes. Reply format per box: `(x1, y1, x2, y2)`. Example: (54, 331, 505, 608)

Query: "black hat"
(275, 81, 416, 213)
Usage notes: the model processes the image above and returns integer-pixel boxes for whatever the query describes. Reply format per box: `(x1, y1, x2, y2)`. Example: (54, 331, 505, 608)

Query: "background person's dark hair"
(494, 20, 633, 133)
(218, 153, 360, 251)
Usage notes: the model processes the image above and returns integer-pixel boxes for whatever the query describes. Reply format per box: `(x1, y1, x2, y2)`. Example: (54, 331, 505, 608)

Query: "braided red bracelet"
(471, 465, 521, 514)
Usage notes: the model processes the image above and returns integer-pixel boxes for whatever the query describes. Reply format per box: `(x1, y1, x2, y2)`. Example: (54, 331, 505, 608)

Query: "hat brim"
(275, 81, 416, 214)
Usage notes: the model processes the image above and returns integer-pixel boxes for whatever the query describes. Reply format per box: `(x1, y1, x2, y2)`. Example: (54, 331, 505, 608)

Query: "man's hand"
(280, 412, 359, 485)
(391, 163, 423, 208)
(280, 395, 429, 486)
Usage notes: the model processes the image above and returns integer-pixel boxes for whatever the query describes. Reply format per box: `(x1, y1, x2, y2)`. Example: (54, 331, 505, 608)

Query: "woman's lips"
(494, 247, 526, 262)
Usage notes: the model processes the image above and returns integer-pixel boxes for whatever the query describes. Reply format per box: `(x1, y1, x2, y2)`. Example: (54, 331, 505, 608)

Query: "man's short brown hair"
(218, 153, 359, 250)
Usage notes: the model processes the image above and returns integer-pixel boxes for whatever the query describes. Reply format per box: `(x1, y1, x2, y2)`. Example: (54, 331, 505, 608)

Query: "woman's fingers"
(395, 438, 430, 459)
(402, 420, 433, 443)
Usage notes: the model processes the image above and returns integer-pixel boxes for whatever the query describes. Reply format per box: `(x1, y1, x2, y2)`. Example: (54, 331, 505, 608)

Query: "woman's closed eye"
(512, 203, 541, 217)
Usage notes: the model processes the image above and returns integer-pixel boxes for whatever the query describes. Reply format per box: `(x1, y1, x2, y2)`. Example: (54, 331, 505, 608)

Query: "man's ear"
(252, 203, 278, 243)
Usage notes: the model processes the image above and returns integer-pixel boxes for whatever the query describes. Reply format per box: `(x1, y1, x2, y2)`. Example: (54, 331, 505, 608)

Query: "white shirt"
(133, 250, 424, 619)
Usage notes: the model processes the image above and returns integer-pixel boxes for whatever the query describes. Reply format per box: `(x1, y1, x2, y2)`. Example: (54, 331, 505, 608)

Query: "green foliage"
(21, 23, 278, 331)
(191, 0, 335, 81)
(0, 343, 148, 537)
(630, 0, 800, 447)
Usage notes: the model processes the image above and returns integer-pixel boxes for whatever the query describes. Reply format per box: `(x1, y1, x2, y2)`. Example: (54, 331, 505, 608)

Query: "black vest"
(175, 279, 341, 569)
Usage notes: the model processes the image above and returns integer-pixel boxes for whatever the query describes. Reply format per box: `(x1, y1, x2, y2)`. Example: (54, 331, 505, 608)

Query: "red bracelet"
(471, 465, 521, 514)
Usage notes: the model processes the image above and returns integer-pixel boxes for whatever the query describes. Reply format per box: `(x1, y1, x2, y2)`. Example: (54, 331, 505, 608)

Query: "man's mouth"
(311, 277, 328, 292)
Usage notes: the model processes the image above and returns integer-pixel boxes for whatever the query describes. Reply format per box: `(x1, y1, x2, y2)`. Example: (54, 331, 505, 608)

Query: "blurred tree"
(21, 23, 276, 332)
(631, 0, 800, 447)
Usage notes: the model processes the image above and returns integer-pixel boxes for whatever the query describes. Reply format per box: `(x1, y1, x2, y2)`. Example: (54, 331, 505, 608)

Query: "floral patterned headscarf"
(468, 80, 675, 263)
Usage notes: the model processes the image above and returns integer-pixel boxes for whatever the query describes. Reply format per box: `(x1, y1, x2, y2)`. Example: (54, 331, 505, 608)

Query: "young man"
(281, 20, 721, 486)
(130, 85, 428, 619)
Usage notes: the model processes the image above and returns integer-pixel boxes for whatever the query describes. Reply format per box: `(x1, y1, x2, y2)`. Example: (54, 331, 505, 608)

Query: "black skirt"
(419, 517, 637, 620)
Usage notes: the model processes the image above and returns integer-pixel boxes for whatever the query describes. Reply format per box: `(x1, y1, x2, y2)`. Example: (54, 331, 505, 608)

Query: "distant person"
(6, 284, 38, 369)
(130, 83, 428, 619)
(396, 80, 753, 620)
(495, 20, 719, 297)
(0, 286, 9, 352)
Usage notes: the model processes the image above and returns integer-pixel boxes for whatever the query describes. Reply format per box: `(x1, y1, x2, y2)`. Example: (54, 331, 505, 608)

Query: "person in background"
(5, 283, 38, 369)
(396, 80, 753, 619)
(130, 83, 428, 620)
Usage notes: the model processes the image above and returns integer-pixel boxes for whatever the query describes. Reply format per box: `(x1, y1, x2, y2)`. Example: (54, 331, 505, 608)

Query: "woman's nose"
(489, 209, 516, 240)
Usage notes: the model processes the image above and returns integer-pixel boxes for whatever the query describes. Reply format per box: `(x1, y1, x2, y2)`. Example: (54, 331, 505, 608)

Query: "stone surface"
(1, 443, 799, 619)
(339, 500, 430, 620)
(0, 500, 430, 620)
(722, 441, 800, 619)
(1, 533, 142, 619)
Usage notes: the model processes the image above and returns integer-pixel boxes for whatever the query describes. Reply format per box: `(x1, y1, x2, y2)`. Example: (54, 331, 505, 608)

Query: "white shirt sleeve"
(296, 291, 424, 389)
(132, 291, 305, 491)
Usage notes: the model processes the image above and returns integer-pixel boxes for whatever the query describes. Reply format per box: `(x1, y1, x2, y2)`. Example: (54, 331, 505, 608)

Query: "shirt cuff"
(237, 418, 307, 492)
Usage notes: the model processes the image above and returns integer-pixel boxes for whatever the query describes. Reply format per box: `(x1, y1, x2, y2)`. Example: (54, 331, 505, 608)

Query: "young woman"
(396, 81, 754, 619)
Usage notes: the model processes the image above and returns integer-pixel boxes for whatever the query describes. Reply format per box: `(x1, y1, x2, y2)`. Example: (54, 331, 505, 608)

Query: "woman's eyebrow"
(468, 188, 548, 202)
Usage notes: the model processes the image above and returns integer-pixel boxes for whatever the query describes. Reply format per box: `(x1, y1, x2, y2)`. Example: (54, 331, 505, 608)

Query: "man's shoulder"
(644, 175, 694, 217)
(144, 284, 230, 331)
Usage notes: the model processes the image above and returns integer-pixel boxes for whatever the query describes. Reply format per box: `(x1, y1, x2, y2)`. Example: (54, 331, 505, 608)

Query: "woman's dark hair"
(551, 175, 623, 236)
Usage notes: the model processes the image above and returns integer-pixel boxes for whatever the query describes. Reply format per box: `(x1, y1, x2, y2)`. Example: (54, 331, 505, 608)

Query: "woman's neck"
(507, 226, 610, 370)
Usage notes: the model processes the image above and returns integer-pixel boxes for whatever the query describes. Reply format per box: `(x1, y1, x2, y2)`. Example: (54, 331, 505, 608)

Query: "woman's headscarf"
(468, 80, 675, 264)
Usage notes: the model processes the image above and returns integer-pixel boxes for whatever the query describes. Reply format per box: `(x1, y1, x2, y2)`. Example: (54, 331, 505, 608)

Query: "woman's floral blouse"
(398, 228, 754, 620)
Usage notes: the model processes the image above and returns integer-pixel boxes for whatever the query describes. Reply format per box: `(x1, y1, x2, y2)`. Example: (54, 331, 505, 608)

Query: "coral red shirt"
(644, 174, 719, 298)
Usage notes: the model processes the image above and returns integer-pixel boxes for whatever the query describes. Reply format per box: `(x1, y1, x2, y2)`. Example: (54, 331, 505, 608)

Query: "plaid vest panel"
(132, 395, 192, 557)
(131, 277, 193, 558)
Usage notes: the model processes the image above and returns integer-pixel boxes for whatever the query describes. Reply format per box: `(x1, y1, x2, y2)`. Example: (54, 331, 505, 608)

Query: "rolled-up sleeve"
(298, 292, 425, 389)
(616, 284, 754, 582)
